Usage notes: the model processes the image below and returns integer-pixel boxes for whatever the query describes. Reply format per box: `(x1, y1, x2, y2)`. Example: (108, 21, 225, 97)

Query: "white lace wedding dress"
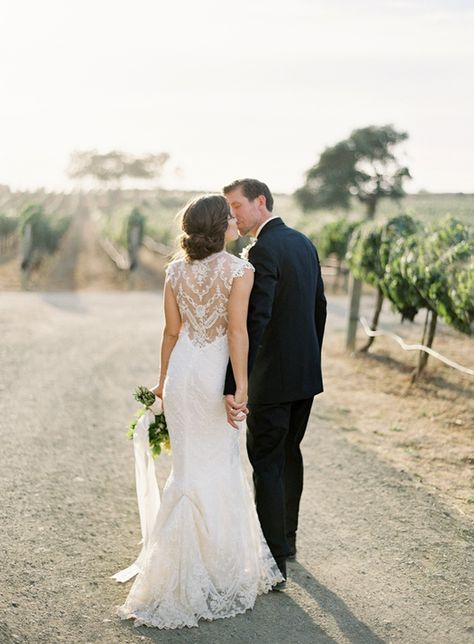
(116, 250, 283, 629)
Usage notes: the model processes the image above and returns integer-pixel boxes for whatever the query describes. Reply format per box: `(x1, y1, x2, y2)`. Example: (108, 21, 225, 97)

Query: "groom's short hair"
(223, 178, 274, 212)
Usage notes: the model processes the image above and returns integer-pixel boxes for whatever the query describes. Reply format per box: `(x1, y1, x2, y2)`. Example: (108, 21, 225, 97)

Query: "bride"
(115, 194, 283, 629)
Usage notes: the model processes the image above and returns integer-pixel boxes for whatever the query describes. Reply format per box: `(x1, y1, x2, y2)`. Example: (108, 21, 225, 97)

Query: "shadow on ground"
(117, 564, 385, 644)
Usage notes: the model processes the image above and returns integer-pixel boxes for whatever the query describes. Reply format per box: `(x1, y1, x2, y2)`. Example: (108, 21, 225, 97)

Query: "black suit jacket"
(224, 217, 327, 404)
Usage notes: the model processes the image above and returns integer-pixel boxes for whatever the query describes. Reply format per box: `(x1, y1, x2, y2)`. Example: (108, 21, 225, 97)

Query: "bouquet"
(127, 386, 170, 457)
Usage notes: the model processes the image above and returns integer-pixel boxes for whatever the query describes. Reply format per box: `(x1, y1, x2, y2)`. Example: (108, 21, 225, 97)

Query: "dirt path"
(0, 292, 472, 644)
(0, 247, 22, 290)
(35, 198, 88, 291)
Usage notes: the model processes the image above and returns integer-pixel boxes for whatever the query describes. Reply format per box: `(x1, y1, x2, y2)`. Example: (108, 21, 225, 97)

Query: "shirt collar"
(255, 215, 278, 238)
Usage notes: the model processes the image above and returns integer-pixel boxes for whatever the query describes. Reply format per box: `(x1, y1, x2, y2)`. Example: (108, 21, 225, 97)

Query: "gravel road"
(0, 292, 472, 644)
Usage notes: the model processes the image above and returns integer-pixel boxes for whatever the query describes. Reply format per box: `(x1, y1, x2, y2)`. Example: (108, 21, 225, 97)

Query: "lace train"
(117, 485, 282, 629)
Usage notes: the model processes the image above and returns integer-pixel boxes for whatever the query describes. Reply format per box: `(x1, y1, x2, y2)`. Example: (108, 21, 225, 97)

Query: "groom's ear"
(256, 194, 266, 210)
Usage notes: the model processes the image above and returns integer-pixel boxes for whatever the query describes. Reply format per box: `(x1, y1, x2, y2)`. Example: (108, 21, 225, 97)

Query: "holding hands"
(225, 390, 249, 429)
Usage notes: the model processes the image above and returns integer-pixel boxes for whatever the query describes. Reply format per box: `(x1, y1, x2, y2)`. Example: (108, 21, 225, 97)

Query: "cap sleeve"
(232, 257, 255, 279)
(165, 260, 181, 288)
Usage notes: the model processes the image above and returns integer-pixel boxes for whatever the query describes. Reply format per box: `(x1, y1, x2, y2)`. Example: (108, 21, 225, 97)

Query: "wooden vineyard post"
(20, 221, 33, 289)
(346, 274, 362, 352)
(359, 287, 384, 352)
(412, 309, 438, 382)
(128, 224, 141, 271)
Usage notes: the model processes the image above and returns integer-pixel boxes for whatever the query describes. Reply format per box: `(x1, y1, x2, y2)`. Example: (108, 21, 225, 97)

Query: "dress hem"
(116, 579, 282, 630)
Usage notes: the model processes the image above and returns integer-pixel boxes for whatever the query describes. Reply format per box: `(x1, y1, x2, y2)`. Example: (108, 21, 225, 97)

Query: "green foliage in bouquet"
(133, 384, 156, 407)
(127, 386, 170, 458)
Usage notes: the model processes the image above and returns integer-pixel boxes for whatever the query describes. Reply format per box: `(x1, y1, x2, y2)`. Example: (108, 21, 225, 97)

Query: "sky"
(1, 0, 473, 194)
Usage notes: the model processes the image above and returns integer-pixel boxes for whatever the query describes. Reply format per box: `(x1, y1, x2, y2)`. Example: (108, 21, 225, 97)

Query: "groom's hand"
(225, 395, 248, 429)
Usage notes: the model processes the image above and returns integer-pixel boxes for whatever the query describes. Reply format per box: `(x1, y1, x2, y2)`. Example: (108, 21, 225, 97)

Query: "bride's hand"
(151, 384, 163, 400)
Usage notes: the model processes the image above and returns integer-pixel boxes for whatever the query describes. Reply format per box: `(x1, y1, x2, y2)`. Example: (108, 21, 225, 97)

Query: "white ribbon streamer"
(359, 316, 474, 376)
(112, 407, 161, 582)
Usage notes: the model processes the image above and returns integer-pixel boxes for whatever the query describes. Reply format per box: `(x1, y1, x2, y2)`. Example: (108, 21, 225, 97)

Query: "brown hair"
(179, 194, 230, 261)
(223, 178, 274, 212)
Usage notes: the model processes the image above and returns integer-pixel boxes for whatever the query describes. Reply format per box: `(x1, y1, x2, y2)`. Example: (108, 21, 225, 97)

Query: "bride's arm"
(227, 268, 254, 426)
(151, 279, 181, 399)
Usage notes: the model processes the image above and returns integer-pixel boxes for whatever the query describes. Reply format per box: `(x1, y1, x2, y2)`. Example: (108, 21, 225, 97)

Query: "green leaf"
(133, 385, 156, 407)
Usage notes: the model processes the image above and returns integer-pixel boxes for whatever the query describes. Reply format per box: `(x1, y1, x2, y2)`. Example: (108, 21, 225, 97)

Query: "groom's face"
(225, 188, 262, 237)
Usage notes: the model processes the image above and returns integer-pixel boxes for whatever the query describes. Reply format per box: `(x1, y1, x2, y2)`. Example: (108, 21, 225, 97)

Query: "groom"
(223, 178, 327, 585)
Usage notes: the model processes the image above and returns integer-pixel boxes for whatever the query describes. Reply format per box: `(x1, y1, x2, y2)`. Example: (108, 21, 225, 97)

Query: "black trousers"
(246, 397, 314, 576)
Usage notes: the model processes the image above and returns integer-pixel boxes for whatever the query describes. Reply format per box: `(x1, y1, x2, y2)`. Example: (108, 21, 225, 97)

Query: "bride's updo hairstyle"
(179, 194, 230, 261)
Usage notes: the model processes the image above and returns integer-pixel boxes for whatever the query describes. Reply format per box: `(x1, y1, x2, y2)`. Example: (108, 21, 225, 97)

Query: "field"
(291, 192, 474, 241)
(2, 188, 473, 280)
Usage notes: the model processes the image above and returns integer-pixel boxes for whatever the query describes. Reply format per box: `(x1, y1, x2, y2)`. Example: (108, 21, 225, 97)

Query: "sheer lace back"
(166, 250, 254, 348)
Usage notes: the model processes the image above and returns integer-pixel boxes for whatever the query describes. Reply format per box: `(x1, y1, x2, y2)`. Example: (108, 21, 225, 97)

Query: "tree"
(295, 124, 412, 351)
(125, 154, 170, 181)
(295, 124, 411, 219)
(67, 150, 169, 188)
